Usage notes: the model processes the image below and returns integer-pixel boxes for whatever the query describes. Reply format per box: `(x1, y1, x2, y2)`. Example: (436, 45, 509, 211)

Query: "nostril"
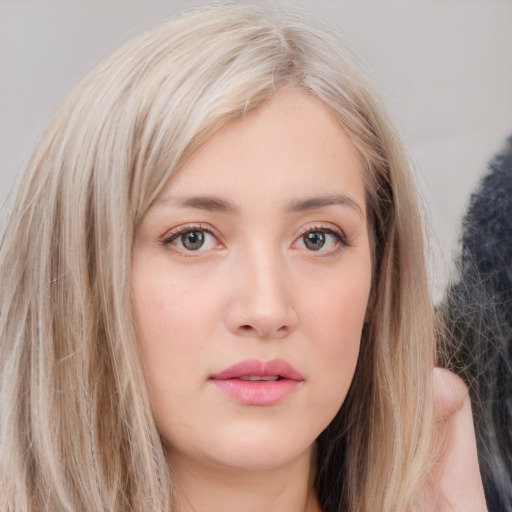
(237, 323, 292, 338)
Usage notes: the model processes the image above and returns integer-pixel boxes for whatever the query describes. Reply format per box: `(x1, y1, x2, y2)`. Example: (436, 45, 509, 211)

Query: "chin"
(168, 425, 316, 473)
(207, 440, 313, 472)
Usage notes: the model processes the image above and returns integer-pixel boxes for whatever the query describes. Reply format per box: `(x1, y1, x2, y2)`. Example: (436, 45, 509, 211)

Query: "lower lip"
(210, 378, 300, 405)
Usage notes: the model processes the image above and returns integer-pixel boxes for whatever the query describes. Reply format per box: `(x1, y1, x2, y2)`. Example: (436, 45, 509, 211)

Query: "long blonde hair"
(0, 3, 435, 511)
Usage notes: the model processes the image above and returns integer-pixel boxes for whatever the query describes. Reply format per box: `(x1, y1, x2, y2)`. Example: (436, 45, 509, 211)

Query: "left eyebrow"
(286, 194, 364, 217)
(151, 195, 240, 214)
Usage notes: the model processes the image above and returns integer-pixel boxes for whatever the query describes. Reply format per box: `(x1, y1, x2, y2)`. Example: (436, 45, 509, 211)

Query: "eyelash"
(160, 223, 351, 256)
(161, 223, 219, 253)
(295, 225, 352, 254)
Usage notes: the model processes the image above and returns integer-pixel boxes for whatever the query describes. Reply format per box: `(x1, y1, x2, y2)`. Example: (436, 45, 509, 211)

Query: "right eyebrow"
(287, 194, 364, 218)
(151, 195, 240, 214)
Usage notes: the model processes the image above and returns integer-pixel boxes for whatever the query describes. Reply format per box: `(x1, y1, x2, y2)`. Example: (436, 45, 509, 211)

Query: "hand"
(419, 368, 488, 511)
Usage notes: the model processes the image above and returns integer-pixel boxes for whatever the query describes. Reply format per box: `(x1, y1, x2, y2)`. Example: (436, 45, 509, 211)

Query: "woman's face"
(132, 90, 372, 472)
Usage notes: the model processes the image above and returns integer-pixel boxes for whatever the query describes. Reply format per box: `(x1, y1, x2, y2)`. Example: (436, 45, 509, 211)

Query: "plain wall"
(1, 0, 511, 300)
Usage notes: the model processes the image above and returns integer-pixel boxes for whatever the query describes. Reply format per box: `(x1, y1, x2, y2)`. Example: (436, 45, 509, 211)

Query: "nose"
(224, 246, 298, 339)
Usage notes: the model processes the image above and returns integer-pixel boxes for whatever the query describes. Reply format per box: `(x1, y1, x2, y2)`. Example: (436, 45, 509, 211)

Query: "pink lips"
(209, 359, 303, 406)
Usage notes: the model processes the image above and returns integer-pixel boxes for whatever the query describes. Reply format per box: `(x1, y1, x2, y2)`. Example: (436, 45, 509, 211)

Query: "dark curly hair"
(439, 135, 512, 511)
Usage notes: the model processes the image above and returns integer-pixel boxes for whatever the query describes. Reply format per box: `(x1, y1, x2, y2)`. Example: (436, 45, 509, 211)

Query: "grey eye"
(181, 231, 205, 250)
(164, 226, 219, 253)
(303, 232, 325, 251)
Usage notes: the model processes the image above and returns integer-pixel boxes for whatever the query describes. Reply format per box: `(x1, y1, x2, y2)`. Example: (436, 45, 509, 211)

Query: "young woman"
(0, 3, 486, 511)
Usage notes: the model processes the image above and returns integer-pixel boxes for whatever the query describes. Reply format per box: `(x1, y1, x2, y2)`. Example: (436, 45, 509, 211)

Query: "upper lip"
(210, 358, 303, 381)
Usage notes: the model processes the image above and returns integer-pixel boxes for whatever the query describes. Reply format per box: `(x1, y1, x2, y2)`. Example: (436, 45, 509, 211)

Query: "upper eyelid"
(161, 223, 220, 243)
(295, 223, 346, 239)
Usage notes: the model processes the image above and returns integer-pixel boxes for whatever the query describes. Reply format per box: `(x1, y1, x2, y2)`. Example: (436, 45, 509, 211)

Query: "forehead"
(157, 89, 365, 213)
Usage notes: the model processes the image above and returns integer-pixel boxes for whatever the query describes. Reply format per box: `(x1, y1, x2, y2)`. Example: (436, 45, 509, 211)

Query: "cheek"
(301, 257, 371, 350)
(131, 268, 224, 446)
(299, 261, 371, 419)
(131, 263, 221, 390)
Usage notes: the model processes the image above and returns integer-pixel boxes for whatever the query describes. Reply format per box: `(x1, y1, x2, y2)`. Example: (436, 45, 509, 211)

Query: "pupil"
(182, 231, 204, 250)
(304, 232, 325, 250)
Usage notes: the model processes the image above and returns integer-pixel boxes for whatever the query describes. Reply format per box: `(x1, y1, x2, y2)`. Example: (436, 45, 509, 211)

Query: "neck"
(167, 446, 321, 512)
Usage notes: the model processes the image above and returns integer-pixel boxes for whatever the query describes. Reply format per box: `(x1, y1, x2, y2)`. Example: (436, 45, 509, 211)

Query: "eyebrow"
(152, 193, 363, 217)
(153, 196, 240, 214)
(286, 194, 363, 217)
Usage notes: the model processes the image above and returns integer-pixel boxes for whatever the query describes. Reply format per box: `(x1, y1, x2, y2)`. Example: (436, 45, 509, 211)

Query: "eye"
(162, 225, 220, 253)
(180, 230, 207, 250)
(294, 227, 348, 253)
(303, 231, 327, 251)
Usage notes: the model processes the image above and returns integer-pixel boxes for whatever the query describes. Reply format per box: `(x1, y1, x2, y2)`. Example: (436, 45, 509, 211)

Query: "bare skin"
(170, 447, 320, 512)
(419, 368, 488, 511)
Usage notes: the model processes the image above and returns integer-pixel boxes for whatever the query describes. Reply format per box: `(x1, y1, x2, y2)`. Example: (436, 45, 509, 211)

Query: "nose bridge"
(227, 238, 297, 338)
(249, 242, 286, 304)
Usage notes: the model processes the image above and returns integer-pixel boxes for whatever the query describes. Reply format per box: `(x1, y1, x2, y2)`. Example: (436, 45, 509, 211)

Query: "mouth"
(209, 359, 303, 406)
(239, 375, 281, 381)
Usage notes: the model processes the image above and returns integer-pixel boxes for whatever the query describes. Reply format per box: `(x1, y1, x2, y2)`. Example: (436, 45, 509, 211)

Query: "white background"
(1, 0, 511, 301)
